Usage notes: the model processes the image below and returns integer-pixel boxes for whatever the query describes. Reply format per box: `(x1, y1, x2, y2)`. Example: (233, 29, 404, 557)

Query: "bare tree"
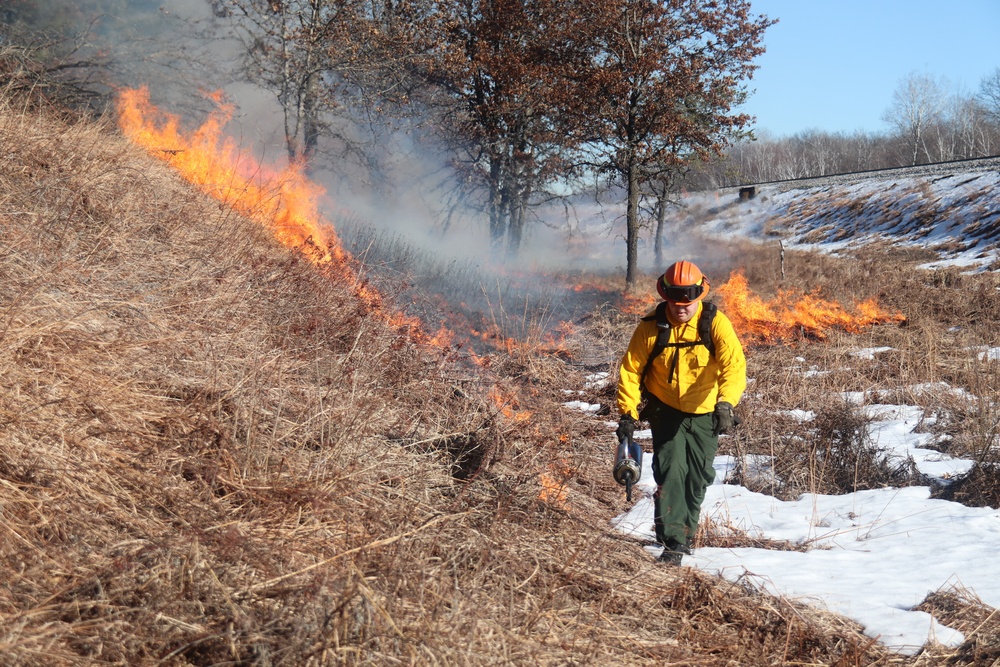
(704, 78, 998, 188)
(0, 25, 111, 110)
(961, 96, 1000, 157)
(226, 0, 384, 167)
(978, 67, 1000, 125)
(648, 166, 685, 270)
(940, 93, 983, 159)
(0, 4, 118, 111)
(882, 72, 947, 166)
(3, 0, 252, 121)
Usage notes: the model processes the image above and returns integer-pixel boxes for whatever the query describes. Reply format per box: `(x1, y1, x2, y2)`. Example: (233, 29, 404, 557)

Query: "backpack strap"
(698, 301, 718, 357)
(639, 301, 671, 392)
(639, 301, 718, 390)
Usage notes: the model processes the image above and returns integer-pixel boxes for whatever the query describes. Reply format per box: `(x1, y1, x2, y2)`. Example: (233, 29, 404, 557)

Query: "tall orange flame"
(114, 87, 443, 336)
(715, 271, 905, 344)
(117, 87, 345, 270)
(556, 271, 902, 346)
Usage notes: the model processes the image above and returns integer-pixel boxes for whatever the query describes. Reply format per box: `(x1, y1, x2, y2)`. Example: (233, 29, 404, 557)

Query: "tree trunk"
(654, 194, 666, 270)
(300, 73, 320, 165)
(625, 159, 640, 290)
(507, 194, 525, 258)
(506, 167, 531, 259)
(488, 157, 506, 256)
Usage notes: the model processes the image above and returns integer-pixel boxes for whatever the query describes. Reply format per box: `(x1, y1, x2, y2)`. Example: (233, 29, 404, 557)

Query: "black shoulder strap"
(639, 302, 671, 391)
(698, 301, 718, 357)
(639, 301, 718, 391)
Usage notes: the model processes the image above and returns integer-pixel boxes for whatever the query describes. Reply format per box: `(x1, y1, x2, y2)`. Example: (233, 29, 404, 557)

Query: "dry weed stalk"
(0, 88, 940, 667)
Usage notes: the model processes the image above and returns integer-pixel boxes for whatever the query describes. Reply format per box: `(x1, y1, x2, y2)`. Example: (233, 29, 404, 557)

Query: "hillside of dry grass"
(8, 90, 1000, 666)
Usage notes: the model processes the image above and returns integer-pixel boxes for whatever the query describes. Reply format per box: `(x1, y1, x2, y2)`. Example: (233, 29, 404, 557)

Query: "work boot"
(658, 538, 690, 565)
(658, 548, 683, 565)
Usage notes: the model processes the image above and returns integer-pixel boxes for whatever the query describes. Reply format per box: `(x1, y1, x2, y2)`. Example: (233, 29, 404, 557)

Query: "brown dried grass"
(0, 89, 968, 666)
(914, 585, 1000, 666)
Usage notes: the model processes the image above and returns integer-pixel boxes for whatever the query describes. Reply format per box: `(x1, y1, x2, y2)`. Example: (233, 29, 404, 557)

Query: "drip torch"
(613, 435, 642, 502)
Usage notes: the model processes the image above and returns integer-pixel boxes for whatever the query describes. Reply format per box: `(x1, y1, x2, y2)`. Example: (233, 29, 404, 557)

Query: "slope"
(0, 93, 905, 666)
(692, 160, 1000, 272)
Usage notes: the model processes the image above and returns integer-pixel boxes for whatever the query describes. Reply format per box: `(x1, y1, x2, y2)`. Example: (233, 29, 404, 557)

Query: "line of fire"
(115, 86, 908, 509)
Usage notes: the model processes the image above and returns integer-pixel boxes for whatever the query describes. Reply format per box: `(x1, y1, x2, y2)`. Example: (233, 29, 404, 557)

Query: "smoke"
(105, 4, 655, 273)
(23, 1, 728, 336)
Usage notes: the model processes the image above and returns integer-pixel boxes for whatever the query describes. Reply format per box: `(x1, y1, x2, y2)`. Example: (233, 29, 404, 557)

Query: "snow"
(687, 170, 1000, 272)
(591, 385, 998, 656)
(562, 399, 602, 413)
(564, 167, 1000, 655)
(851, 346, 894, 360)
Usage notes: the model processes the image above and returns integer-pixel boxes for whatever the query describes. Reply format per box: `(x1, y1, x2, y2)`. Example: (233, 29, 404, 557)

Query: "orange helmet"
(656, 260, 710, 305)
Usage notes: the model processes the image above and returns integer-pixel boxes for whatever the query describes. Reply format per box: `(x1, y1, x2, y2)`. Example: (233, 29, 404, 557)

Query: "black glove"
(712, 402, 735, 436)
(616, 414, 636, 442)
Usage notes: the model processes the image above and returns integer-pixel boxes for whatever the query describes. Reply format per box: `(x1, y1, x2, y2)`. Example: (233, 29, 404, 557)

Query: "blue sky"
(740, 0, 1000, 137)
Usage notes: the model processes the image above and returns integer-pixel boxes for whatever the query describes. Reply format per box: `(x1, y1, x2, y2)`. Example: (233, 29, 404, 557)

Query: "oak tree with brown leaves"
(574, 0, 773, 288)
(409, 0, 588, 257)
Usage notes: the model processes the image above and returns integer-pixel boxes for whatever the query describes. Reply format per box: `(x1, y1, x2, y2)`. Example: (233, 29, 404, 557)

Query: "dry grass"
(913, 586, 1000, 666)
(572, 236, 1000, 664)
(4, 85, 998, 666)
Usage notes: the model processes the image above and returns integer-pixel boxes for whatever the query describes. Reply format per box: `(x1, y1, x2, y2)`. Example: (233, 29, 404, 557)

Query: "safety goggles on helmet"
(660, 283, 704, 303)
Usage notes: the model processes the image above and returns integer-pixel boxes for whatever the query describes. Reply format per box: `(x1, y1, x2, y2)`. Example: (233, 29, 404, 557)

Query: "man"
(616, 260, 746, 564)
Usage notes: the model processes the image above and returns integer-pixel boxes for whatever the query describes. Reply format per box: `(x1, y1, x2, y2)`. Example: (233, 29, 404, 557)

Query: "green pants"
(648, 401, 719, 546)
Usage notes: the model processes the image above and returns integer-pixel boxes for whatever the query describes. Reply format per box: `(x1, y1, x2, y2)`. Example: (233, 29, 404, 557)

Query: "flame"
(539, 472, 568, 506)
(561, 270, 902, 345)
(539, 454, 572, 507)
(620, 290, 655, 316)
(117, 87, 344, 269)
(114, 87, 452, 339)
(716, 270, 904, 345)
(545, 271, 903, 347)
(488, 386, 531, 422)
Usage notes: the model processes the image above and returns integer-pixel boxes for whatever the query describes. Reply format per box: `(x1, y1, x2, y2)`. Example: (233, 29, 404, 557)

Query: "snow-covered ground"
(687, 169, 1000, 272)
(557, 165, 1000, 655)
(555, 164, 1000, 276)
(567, 352, 1000, 656)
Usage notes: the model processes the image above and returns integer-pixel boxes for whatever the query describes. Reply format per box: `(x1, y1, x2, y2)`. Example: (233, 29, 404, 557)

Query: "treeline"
(5, 2, 997, 284)
(1, 0, 774, 287)
(696, 70, 1000, 188)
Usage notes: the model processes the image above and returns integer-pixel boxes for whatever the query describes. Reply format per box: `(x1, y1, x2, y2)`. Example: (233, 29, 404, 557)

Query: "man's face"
(666, 300, 698, 323)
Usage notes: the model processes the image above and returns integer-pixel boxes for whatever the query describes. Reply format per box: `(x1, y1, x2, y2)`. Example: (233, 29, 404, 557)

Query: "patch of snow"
(563, 400, 601, 412)
(609, 396, 987, 655)
(851, 346, 894, 359)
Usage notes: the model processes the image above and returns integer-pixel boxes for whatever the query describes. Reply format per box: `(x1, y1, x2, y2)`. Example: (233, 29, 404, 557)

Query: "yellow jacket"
(617, 301, 746, 419)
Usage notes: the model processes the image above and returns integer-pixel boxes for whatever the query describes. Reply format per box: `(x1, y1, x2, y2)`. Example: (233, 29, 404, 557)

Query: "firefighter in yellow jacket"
(616, 260, 746, 564)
